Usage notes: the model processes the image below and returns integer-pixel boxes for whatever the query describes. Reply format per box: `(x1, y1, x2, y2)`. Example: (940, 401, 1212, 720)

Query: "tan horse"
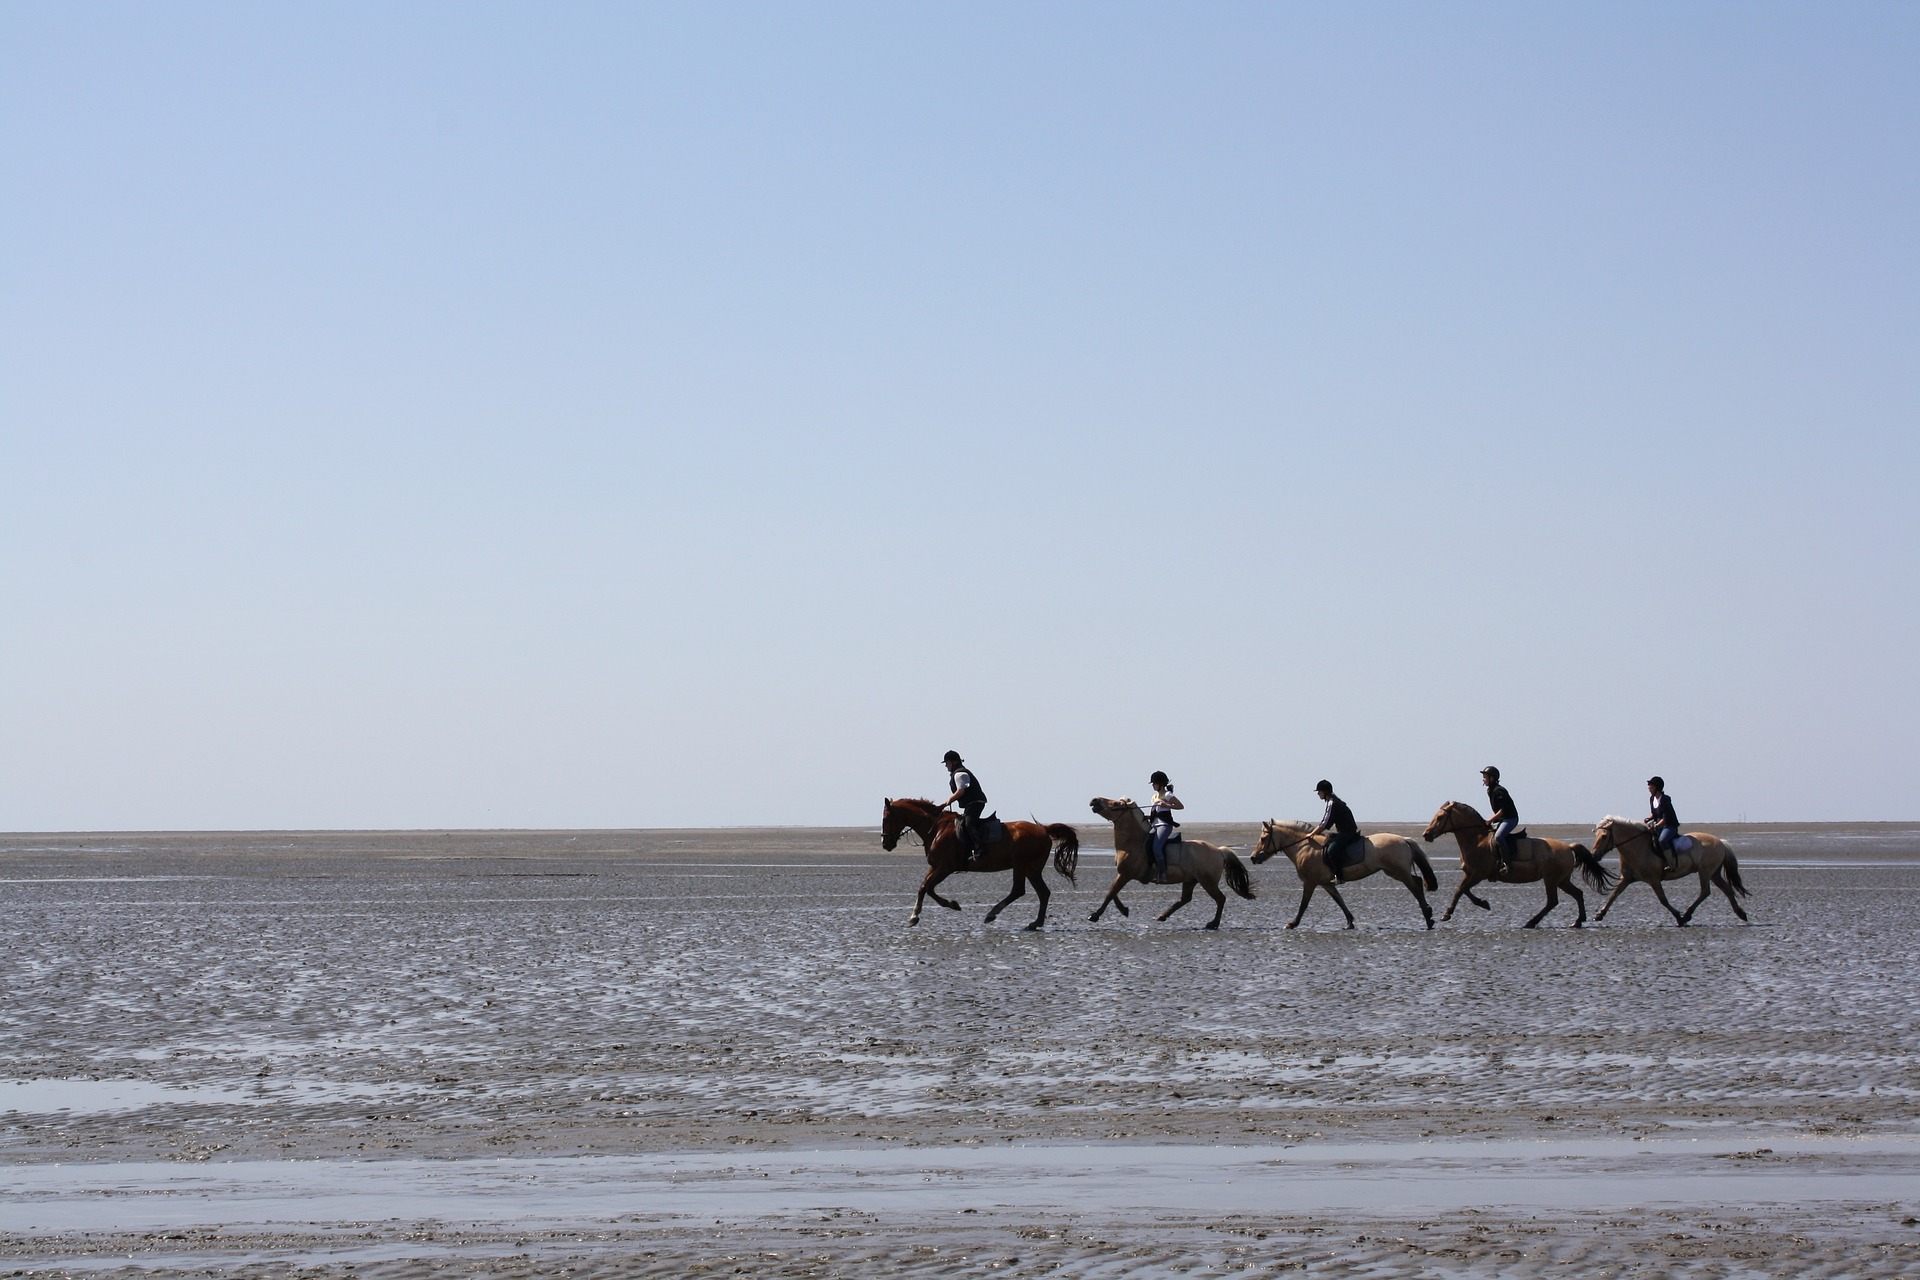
(1250, 819, 1441, 930)
(1423, 800, 1616, 928)
(1086, 797, 1255, 930)
(880, 798, 1079, 930)
(1591, 816, 1751, 926)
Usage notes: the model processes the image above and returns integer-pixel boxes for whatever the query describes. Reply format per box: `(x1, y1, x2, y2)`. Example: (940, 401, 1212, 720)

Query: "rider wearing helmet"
(940, 751, 988, 867)
(1146, 771, 1183, 881)
(1312, 780, 1361, 877)
(1647, 776, 1680, 872)
(1482, 766, 1518, 877)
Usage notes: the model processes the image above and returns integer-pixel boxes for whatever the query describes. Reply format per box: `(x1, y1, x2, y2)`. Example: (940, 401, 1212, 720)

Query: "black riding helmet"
(943, 750, 964, 767)
(1481, 765, 1500, 781)
(1150, 770, 1170, 788)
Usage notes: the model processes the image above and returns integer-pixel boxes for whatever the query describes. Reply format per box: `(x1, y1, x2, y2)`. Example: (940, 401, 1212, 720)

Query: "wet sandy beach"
(4, 824, 1918, 1275)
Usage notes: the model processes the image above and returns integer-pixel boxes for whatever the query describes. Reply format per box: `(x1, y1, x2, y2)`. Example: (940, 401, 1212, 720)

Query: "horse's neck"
(901, 802, 942, 839)
(1111, 813, 1148, 852)
(1449, 826, 1489, 857)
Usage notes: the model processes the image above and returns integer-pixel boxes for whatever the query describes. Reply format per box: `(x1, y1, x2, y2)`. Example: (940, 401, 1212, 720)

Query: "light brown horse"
(1250, 819, 1441, 930)
(1591, 816, 1751, 926)
(1085, 797, 1255, 930)
(1423, 800, 1615, 928)
(880, 798, 1079, 930)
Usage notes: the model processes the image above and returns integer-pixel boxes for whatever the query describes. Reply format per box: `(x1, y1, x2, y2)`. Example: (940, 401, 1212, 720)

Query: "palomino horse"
(1086, 797, 1254, 930)
(880, 798, 1079, 930)
(1591, 816, 1750, 926)
(1250, 820, 1441, 930)
(1423, 800, 1616, 928)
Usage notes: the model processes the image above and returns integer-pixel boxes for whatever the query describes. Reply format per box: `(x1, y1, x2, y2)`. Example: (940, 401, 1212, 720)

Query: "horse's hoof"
(945, 901, 962, 911)
(1087, 912, 1101, 923)
(1344, 921, 1356, 931)
(1524, 921, 1540, 929)
(1473, 898, 1491, 911)
(1204, 922, 1220, 931)
(1425, 920, 1435, 931)
(1572, 919, 1584, 929)
(1023, 922, 1043, 932)
(908, 917, 920, 926)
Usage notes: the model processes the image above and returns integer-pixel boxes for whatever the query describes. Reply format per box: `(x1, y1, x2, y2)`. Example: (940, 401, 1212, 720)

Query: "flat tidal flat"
(3, 824, 1918, 1277)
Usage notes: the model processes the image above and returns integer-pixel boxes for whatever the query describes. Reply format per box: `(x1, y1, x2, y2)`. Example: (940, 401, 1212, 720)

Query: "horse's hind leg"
(1323, 883, 1357, 930)
(982, 870, 1026, 925)
(1561, 879, 1587, 928)
(1712, 870, 1750, 923)
(1524, 882, 1562, 929)
(1202, 877, 1227, 930)
(1677, 871, 1714, 925)
(1647, 876, 1687, 926)
(1026, 871, 1050, 931)
(1393, 870, 1434, 930)
(1158, 881, 1196, 922)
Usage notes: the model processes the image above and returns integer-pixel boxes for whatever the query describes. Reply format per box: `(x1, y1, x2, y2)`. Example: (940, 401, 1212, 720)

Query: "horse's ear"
(884, 797, 892, 805)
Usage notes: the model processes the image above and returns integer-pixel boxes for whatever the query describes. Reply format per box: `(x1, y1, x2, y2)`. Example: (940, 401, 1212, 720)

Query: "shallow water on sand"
(2, 825, 1917, 1276)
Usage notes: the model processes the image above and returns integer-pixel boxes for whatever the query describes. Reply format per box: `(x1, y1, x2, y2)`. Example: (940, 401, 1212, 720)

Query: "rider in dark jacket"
(1482, 766, 1518, 877)
(941, 751, 988, 866)
(1312, 780, 1362, 877)
(1647, 776, 1680, 871)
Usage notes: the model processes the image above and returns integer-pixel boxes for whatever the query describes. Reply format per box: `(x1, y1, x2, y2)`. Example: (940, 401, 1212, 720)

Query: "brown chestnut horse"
(1423, 800, 1615, 928)
(881, 798, 1079, 930)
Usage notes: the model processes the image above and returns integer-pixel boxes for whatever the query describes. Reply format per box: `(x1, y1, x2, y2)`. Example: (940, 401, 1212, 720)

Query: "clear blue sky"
(3, 3, 1915, 829)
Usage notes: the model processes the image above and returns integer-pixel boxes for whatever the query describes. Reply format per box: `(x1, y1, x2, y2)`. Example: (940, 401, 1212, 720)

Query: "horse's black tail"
(1574, 843, 1616, 892)
(1222, 850, 1256, 900)
(1047, 824, 1080, 883)
(1722, 848, 1750, 898)
(1412, 845, 1440, 891)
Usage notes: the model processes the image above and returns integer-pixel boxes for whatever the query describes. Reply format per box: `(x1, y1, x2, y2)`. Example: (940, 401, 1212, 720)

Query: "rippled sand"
(3, 824, 1918, 1276)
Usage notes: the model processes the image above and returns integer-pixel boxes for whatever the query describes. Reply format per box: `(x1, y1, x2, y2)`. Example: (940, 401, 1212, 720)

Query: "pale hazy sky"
(3, 3, 1915, 830)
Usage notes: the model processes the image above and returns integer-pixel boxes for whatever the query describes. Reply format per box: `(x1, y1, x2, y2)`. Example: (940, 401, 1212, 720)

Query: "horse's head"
(1251, 820, 1279, 864)
(1423, 800, 1483, 842)
(1592, 816, 1639, 857)
(1252, 819, 1314, 863)
(881, 797, 933, 851)
(1089, 796, 1141, 827)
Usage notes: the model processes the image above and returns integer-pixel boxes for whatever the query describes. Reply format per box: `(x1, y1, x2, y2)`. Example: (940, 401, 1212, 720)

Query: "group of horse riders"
(940, 751, 1689, 875)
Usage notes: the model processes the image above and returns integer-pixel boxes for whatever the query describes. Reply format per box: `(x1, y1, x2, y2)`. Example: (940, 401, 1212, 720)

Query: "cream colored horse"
(1250, 819, 1440, 930)
(1086, 797, 1255, 930)
(1591, 816, 1750, 926)
(1423, 800, 1616, 928)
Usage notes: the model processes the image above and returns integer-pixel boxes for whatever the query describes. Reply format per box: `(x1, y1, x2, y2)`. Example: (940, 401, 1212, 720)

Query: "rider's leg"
(1491, 820, 1515, 875)
(1150, 825, 1171, 881)
(1654, 826, 1677, 872)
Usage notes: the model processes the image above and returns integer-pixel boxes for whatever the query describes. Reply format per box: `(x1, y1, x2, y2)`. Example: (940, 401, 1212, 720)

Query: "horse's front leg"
(911, 866, 956, 925)
(1089, 872, 1131, 923)
(1202, 877, 1227, 929)
(1287, 882, 1317, 929)
(1440, 874, 1483, 923)
(1157, 881, 1196, 922)
(982, 869, 1026, 925)
(1323, 882, 1356, 930)
(1593, 870, 1635, 921)
(1524, 881, 1561, 929)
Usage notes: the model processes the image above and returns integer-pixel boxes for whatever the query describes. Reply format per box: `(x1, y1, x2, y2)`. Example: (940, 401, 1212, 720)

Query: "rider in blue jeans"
(1481, 765, 1518, 877)
(1647, 776, 1680, 872)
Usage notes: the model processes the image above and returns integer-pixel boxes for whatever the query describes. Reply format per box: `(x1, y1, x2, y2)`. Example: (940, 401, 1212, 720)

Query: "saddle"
(976, 813, 1008, 847)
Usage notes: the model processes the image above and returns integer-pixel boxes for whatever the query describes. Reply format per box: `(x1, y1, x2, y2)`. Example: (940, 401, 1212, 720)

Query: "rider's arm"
(1162, 792, 1184, 810)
